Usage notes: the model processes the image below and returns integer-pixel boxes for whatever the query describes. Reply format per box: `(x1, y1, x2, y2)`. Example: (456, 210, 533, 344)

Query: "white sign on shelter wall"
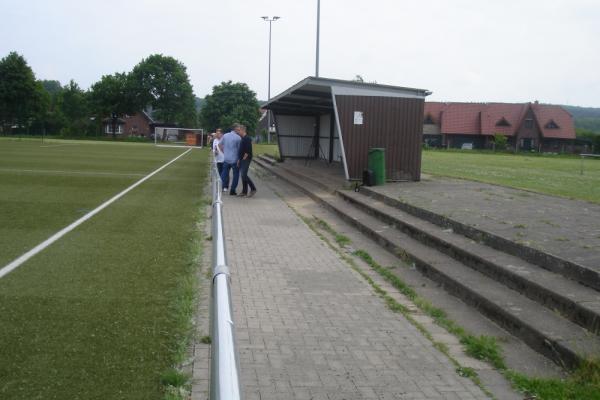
(353, 111, 363, 125)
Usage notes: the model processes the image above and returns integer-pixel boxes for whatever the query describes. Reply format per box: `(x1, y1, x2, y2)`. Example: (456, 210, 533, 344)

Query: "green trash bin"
(368, 148, 386, 185)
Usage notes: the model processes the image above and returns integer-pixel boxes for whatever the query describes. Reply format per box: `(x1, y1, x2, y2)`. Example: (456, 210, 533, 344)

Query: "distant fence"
(210, 159, 242, 400)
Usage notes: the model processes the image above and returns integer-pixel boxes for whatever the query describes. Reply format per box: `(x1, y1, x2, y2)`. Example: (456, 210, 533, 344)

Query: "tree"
(35, 80, 64, 134)
(89, 73, 136, 117)
(577, 128, 600, 154)
(129, 54, 197, 126)
(40, 80, 63, 100)
(0, 52, 46, 133)
(56, 80, 90, 136)
(200, 81, 260, 133)
(493, 133, 508, 151)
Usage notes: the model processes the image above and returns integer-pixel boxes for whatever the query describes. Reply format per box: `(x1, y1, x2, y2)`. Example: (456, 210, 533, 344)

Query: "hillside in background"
(561, 105, 600, 134)
(194, 96, 205, 113)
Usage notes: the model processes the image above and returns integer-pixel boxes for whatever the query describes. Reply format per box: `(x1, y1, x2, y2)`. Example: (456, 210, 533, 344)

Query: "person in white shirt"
(212, 129, 225, 176)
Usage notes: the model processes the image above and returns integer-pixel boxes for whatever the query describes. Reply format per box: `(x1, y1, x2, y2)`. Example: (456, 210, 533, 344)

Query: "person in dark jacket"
(236, 124, 257, 197)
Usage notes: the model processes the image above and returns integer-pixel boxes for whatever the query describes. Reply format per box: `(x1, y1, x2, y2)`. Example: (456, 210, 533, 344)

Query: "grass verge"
(422, 150, 600, 204)
(0, 141, 210, 399)
(253, 143, 280, 160)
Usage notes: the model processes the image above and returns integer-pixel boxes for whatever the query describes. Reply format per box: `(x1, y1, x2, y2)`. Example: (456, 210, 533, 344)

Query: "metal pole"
(262, 16, 279, 144)
(267, 19, 272, 144)
(210, 161, 242, 400)
(316, 0, 320, 77)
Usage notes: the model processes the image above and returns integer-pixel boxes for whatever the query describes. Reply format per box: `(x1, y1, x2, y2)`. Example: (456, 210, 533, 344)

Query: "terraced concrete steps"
(253, 157, 600, 369)
(359, 186, 600, 292)
(336, 189, 600, 336)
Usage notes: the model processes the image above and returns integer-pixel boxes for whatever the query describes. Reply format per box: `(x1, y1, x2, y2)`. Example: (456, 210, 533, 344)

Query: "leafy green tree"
(200, 81, 260, 133)
(56, 80, 90, 137)
(35, 80, 65, 134)
(40, 80, 63, 100)
(89, 72, 136, 118)
(0, 52, 46, 133)
(576, 128, 600, 153)
(129, 54, 197, 126)
(493, 133, 508, 151)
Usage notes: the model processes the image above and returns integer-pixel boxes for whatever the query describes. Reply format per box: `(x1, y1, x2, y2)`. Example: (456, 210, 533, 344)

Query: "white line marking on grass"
(0, 148, 193, 280)
(0, 168, 146, 177)
(39, 144, 77, 148)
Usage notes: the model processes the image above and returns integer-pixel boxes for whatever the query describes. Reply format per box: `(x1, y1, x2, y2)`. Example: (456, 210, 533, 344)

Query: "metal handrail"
(210, 159, 242, 400)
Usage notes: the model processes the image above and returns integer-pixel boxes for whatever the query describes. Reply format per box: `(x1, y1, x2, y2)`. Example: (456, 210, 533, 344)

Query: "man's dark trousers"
(239, 159, 256, 194)
(221, 161, 239, 194)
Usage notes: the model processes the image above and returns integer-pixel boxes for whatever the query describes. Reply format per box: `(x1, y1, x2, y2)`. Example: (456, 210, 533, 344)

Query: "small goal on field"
(153, 127, 205, 148)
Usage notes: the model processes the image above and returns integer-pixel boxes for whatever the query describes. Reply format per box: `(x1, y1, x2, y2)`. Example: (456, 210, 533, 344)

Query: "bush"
(493, 134, 508, 151)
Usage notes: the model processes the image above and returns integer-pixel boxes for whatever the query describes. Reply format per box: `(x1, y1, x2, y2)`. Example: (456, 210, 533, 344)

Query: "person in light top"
(212, 129, 225, 176)
(219, 124, 242, 195)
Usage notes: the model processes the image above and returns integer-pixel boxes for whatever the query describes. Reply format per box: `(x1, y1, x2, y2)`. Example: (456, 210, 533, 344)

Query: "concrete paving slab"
(220, 173, 491, 399)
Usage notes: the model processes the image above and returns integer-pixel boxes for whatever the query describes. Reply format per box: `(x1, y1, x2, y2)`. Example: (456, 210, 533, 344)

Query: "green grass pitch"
(0, 138, 209, 399)
(422, 150, 600, 204)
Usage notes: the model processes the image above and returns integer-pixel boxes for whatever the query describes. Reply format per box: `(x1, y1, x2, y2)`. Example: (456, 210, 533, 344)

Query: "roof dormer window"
(424, 114, 435, 124)
(545, 120, 559, 129)
(495, 117, 511, 127)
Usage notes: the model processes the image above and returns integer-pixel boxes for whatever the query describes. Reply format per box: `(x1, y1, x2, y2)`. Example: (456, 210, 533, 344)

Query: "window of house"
(105, 124, 123, 134)
(496, 117, 510, 127)
(424, 114, 435, 124)
(545, 120, 559, 129)
(524, 118, 534, 129)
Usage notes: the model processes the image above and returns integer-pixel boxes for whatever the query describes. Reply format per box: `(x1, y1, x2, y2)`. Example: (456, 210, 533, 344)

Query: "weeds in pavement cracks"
(293, 213, 492, 396)
(306, 213, 600, 400)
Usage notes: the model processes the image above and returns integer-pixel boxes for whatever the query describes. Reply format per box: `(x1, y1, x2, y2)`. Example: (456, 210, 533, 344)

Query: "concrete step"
(253, 159, 600, 369)
(359, 186, 600, 292)
(257, 154, 277, 165)
(265, 162, 600, 334)
(336, 189, 600, 336)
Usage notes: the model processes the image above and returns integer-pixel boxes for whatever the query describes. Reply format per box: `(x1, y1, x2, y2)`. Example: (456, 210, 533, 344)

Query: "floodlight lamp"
(273, 16, 280, 20)
(261, 16, 269, 20)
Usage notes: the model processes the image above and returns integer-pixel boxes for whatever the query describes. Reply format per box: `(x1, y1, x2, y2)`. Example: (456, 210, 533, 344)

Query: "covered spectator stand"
(264, 77, 430, 181)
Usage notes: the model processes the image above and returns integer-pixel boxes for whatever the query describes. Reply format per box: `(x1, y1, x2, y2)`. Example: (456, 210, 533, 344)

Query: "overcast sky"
(1, 0, 599, 107)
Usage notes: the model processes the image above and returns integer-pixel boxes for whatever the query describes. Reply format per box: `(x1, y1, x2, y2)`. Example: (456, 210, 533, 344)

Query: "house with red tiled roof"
(423, 102, 580, 152)
(101, 110, 178, 139)
(102, 111, 155, 138)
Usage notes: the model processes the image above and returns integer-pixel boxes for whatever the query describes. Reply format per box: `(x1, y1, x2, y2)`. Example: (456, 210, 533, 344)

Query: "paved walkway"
(220, 174, 489, 399)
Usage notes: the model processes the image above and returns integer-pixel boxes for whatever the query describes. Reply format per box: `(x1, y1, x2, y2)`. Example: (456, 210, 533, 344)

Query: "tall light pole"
(315, 0, 320, 77)
(262, 16, 280, 144)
